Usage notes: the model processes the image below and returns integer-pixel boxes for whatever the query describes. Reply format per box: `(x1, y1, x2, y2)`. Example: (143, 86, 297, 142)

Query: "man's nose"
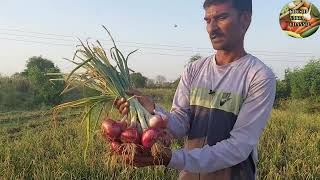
(207, 20, 219, 34)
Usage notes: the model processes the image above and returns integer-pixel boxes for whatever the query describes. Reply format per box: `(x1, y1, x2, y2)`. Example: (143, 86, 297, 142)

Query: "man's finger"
(113, 99, 117, 106)
(133, 156, 154, 167)
(116, 98, 126, 108)
(122, 107, 129, 115)
(123, 154, 155, 167)
(126, 89, 142, 96)
(119, 102, 129, 112)
(135, 156, 158, 167)
(113, 98, 120, 105)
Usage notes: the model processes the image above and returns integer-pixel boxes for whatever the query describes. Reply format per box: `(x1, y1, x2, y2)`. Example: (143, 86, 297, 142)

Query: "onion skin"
(141, 128, 162, 149)
(110, 141, 123, 154)
(142, 128, 172, 149)
(120, 128, 140, 144)
(101, 118, 122, 141)
(148, 115, 168, 128)
(117, 120, 128, 131)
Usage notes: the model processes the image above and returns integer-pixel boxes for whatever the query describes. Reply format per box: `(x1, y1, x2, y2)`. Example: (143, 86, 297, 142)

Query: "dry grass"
(0, 96, 319, 179)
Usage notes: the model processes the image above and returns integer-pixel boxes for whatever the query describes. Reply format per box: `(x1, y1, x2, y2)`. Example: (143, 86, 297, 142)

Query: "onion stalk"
(50, 26, 154, 160)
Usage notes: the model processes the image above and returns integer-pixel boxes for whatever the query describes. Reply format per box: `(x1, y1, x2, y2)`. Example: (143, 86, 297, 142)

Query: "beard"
(210, 35, 226, 50)
(209, 30, 227, 49)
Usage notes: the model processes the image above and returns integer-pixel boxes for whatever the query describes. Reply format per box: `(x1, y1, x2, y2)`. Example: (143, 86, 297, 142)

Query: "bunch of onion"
(49, 26, 172, 163)
(101, 109, 172, 164)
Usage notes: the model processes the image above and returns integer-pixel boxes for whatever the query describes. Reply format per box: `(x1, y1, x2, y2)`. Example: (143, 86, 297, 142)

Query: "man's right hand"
(115, 89, 156, 115)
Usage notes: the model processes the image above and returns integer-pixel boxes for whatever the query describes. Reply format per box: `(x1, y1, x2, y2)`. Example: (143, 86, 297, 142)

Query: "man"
(116, 0, 276, 179)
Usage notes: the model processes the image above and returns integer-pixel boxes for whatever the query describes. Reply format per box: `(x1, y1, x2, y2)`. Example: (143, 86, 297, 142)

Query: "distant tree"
(155, 75, 166, 85)
(131, 72, 147, 88)
(286, 59, 320, 98)
(311, 78, 320, 97)
(188, 54, 202, 63)
(146, 78, 155, 88)
(189, 54, 202, 63)
(24, 56, 64, 106)
(275, 79, 290, 100)
(171, 55, 202, 88)
(171, 77, 180, 89)
(0, 75, 34, 112)
(304, 60, 320, 97)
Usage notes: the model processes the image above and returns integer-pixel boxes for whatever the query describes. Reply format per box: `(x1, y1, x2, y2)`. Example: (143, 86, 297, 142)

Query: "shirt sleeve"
(154, 64, 192, 139)
(167, 77, 276, 173)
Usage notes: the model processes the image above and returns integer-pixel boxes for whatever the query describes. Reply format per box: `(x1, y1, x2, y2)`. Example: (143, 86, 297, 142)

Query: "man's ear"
(240, 11, 252, 32)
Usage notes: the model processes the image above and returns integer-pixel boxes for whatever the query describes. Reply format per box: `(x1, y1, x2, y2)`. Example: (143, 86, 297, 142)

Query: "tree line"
(0, 56, 175, 112)
(0, 55, 319, 112)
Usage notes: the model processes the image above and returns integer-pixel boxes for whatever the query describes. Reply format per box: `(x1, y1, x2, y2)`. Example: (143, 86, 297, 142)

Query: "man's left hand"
(124, 147, 172, 167)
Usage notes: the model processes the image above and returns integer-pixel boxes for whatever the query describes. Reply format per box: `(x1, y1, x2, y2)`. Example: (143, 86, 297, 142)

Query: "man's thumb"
(125, 89, 142, 96)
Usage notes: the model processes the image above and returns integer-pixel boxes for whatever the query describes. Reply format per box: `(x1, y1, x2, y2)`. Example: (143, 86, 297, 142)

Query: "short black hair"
(203, 0, 252, 13)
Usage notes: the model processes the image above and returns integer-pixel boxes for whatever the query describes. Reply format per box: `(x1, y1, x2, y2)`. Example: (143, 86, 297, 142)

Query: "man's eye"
(218, 16, 227, 20)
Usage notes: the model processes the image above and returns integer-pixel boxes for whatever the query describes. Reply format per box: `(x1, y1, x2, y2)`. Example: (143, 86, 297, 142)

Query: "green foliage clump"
(0, 56, 64, 112)
(131, 72, 147, 88)
(0, 75, 34, 112)
(23, 56, 65, 106)
(275, 59, 320, 103)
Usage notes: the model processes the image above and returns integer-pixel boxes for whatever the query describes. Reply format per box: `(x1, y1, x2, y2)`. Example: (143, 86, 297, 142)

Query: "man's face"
(204, 2, 250, 51)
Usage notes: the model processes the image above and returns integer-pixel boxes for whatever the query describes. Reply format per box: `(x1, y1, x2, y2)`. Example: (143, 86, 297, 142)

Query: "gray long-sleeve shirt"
(154, 54, 276, 180)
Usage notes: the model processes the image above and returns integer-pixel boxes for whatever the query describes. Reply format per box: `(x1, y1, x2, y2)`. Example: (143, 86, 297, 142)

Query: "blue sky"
(0, 0, 319, 81)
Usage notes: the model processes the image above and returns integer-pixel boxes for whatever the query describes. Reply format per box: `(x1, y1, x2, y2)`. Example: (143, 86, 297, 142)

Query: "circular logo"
(279, 0, 320, 38)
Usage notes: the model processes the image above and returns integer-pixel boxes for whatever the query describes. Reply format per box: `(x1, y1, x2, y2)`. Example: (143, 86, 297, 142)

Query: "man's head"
(203, 0, 252, 51)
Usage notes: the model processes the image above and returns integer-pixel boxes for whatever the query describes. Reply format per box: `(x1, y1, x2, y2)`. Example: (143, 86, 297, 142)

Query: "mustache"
(210, 31, 224, 38)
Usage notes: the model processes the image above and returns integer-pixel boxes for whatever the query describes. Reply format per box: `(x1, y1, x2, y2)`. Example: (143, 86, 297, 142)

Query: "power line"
(0, 37, 315, 63)
(0, 37, 73, 47)
(0, 32, 215, 53)
(0, 27, 74, 38)
(0, 27, 216, 51)
(0, 27, 315, 55)
(0, 32, 316, 58)
(0, 27, 206, 50)
(0, 32, 76, 42)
